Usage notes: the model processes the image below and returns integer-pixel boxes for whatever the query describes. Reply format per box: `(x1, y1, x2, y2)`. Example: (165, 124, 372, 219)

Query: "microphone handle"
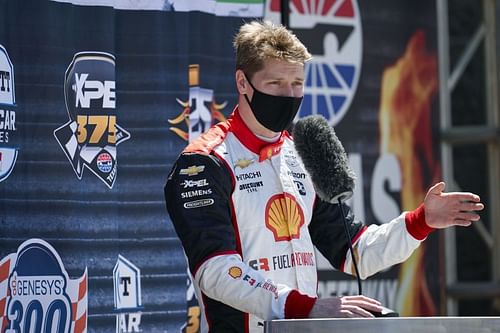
(337, 197, 363, 295)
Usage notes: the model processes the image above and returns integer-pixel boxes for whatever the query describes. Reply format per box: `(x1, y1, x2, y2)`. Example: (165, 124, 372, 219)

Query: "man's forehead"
(258, 60, 305, 79)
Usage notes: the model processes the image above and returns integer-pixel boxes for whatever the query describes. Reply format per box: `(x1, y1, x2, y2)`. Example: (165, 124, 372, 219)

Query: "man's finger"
(344, 305, 374, 318)
(457, 212, 481, 221)
(428, 182, 446, 195)
(459, 201, 484, 211)
(343, 295, 381, 305)
(447, 192, 481, 202)
(454, 219, 473, 227)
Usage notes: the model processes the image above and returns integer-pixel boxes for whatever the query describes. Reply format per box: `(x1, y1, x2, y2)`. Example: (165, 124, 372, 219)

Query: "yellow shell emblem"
(228, 266, 243, 279)
(265, 193, 304, 242)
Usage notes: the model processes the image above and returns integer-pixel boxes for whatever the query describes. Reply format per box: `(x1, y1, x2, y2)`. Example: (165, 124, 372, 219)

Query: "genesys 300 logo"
(0, 239, 88, 333)
(265, 0, 362, 126)
(54, 52, 130, 189)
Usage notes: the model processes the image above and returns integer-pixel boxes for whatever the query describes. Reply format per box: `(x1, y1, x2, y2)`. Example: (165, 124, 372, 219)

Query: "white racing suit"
(165, 108, 433, 332)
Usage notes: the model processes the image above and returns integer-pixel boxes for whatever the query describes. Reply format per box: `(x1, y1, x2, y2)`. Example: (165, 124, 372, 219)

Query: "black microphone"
(292, 115, 360, 291)
(292, 115, 355, 203)
(293, 115, 398, 317)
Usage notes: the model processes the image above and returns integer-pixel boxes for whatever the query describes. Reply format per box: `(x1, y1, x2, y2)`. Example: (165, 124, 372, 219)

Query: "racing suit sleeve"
(165, 153, 316, 321)
(309, 197, 433, 279)
(308, 197, 364, 270)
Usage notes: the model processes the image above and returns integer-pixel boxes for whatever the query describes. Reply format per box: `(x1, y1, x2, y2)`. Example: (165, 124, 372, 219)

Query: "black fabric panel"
(309, 197, 364, 270)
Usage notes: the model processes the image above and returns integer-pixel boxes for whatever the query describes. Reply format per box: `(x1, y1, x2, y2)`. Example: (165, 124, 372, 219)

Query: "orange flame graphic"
(379, 30, 440, 316)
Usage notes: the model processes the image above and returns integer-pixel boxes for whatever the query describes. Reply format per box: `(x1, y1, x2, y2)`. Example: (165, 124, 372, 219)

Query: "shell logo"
(228, 266, 243, 279)
(265, 193, 305, 242)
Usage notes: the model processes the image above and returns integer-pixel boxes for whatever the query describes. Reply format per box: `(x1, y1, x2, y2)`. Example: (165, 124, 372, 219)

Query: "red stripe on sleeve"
(405, 203, 434, 240)
(284, 290, 317, 319)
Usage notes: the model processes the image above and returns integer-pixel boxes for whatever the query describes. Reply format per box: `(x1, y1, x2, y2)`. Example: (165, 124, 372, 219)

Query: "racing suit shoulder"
(184, 121, 231, 155)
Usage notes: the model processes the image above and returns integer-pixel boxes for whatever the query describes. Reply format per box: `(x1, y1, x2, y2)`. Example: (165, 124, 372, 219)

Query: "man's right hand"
(309, 295, 383, 318)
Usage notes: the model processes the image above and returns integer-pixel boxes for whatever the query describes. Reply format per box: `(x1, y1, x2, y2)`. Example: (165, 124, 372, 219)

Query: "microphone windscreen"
(293, 115, 355, 203)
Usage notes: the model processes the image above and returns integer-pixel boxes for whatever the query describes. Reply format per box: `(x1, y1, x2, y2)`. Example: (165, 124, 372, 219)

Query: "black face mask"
(244, 75, 303, 132)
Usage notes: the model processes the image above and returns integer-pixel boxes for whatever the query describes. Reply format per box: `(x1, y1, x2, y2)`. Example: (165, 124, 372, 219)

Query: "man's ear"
(235, 70, 248, 95)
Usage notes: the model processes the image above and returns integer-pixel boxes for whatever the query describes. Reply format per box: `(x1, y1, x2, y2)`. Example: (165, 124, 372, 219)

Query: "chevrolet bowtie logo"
(179, 165, 205, 176)
(234, 158, 255, 169)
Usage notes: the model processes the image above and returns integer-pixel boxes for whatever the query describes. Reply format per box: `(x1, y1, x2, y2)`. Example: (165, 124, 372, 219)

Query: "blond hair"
(233, 20, 312, 79)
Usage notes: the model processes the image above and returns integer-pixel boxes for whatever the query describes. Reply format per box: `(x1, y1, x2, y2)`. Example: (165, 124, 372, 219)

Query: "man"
(165, 20, 484, 332)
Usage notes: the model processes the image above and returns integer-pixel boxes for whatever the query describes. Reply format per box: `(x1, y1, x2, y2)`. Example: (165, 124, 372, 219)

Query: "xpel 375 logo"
(54, 52, 130, 188)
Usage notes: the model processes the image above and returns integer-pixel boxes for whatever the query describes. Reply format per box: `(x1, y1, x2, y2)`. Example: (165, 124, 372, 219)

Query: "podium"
(264, 317, 500, 332)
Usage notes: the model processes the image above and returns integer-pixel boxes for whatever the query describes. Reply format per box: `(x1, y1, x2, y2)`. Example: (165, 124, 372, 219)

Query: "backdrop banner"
(0, 0, 440, 332)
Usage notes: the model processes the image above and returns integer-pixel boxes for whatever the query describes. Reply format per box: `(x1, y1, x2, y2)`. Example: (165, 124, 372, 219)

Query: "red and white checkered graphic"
(69, 268, 88, 333)
(0, 255, 13, 332)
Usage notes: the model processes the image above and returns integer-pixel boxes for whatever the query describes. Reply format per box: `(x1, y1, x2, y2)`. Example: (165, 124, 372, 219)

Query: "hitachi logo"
(236, 171, 261, 181)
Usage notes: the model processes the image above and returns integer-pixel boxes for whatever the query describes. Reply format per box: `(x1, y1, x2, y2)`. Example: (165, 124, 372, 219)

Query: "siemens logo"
(181, 188, 212, 199)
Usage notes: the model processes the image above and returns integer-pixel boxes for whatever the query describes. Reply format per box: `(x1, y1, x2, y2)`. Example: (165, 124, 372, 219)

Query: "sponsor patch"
(179, 165, 205, 176)
(181, 178, 209, 188)
(294, 180, 307, 196)
(235, 171, 261, 182)
(234, 158, 255, 169)
(239, 181, 263, 193)
(287, 170, 306, 179)
(183, 198, 214, 209)
(283, 149, 299, 167)
(265, 193, 305, 242)
(242, 275, 278, 299)
(250, 253, 315, 272)
(181, 188, 213, 199)
(228, 266, 242, 279)
(249, 258, 270, 271)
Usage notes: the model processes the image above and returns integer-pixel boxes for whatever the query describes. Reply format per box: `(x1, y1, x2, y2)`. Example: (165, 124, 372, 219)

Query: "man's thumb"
(428, 182, 446, 195)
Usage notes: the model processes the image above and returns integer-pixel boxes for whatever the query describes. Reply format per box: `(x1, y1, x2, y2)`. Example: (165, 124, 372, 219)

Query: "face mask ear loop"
(243, 73, 255, 108)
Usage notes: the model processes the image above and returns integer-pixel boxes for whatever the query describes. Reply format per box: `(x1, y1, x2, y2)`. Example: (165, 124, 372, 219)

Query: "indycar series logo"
(265, 0, 363, 126)
(113, 255, 143, 333)
(0, 44, 18, 182)
(54, 52, 130, 189)
(0, 239, 88, 333)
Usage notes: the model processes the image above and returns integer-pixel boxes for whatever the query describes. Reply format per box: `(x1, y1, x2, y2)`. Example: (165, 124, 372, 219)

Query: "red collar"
(228, 107, 288, 162)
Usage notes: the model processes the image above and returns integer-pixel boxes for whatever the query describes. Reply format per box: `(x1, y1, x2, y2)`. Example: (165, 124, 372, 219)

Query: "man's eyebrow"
(262, 75, 305, 81)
